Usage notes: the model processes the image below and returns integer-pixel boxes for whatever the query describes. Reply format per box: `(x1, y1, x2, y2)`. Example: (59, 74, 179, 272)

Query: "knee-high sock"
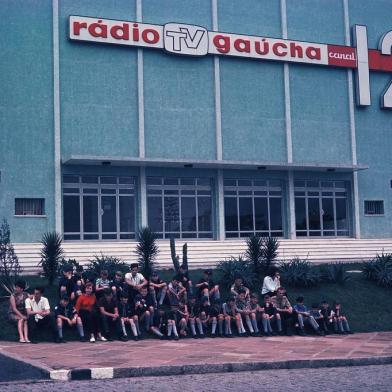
(245, 316, 254, 333)
(309, 316, 319, 331)
(57, 325, 63, 339)
(251, 317, 259, 333)
(197, 319, 204, 335)
(225, 319, 230, 335)
(172, 323, 178, 337)
(298, 314, 305, 329)
(168, 324, 173, 337)
(211, 319, 217, 334)
(338, 320, 344, 332)
(77, 322, 84, 337)
(152, 327, 163, 337)
(144, 313, 151, 331)
(135, 319, 141, 335)
(262, 318, 269, 333)
(159, 288, 167, 305)
(130, 322, 138, 336)
(343, 319, 351, 332)
(190, 319, 197, 335)
(238, 318, 246, 334)
(120, 320, 127, 336)
(218, 319, 223, 334)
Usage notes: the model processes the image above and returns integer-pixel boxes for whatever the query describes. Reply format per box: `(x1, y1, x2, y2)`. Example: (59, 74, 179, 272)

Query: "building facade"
(1, 0, 392, 247)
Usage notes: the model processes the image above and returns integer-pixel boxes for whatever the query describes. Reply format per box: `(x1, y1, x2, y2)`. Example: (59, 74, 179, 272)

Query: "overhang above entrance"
(63, 155, 368, 172)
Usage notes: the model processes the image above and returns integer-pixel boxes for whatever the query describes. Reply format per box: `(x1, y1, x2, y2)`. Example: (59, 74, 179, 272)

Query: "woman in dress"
(9, 280, 30, 343)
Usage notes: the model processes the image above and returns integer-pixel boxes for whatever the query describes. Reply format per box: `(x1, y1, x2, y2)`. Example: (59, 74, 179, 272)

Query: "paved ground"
(0, 332, 391, 372)
(0, 353, 45, 382)
(1, 364, 392, 391)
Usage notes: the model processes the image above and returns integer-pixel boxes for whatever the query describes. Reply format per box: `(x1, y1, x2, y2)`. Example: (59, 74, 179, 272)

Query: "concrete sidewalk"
(0, 332, 391, 381)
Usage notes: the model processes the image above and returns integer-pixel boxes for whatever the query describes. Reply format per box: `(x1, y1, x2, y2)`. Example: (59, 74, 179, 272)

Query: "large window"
(147, 177, 213, 239)
(224, 179, 283, 238)
(62, 175, 136, 240)
(294, 180, 349, 237)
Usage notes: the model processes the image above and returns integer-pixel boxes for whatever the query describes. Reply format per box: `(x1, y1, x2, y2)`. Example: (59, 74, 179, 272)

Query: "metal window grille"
(15, 198, 45, 216)
(364, 200, 384, 215)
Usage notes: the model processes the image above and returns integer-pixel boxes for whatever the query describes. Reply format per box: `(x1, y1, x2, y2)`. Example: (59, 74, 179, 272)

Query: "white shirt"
(261, 276, 280, 295)
(25, 296, 50, 321)
(125, 272, 145, 286)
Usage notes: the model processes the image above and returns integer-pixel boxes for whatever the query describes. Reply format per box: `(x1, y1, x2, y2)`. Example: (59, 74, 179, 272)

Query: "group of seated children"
(8, 264, 353, 343)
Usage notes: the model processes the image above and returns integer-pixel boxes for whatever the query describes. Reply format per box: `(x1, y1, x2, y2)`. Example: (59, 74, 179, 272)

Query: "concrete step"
(12, 238, 392, 274)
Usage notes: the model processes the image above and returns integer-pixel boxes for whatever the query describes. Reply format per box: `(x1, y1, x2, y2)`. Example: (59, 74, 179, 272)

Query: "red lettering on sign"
(273, 42, 287, 57)
(142, 29, 160, 44)
(88, 20, 108, 38)
(213, 35, 230, 54)
(73, 21, 87, 36)
(306, 47, 321, 60)
(255, 39, 269, 55)
(290, 43, 303, 58)
(110, 24, 130, 40)
(133, 23, 140, 42)
(234, 38, 250, 53)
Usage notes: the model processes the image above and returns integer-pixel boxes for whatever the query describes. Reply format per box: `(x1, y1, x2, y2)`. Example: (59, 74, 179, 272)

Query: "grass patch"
(0, 264, 390, 341)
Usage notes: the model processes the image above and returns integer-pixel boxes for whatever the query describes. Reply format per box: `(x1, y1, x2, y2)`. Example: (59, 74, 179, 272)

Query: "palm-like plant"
(135, 227, 159, 279)
(39, 232, 64, 285)
(245, 235, 263, 273)
(262, 237, 279, 272)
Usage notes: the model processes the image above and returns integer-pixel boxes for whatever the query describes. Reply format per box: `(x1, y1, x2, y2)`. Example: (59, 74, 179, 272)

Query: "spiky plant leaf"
(39, 232, 64, 285)
(135, 227, 159, 279)
(245, 235, 263, 274)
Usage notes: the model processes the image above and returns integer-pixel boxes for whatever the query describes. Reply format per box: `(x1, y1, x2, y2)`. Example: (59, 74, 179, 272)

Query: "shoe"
(227, 334, 233, 338)
(60, 339, 67, 343)
(174, 335, 179, 341)
(55, 338, 61, 344)
(30, 340, 38, 344)
(19, 339, 26, 343)
(192, 334, 198, 339)
(106, 336, 114, 342)
(25, 340, 31, 344)
(278, 331, 284, 336)
(119, 335, 128, 342)
(347, 331, 354, 334)
(90, 336, 96, 343)
(298, 329, 306, 337)
(134, 336, 139, 341)
(98, 336, 108, 342)
(211, 334, 217, 338)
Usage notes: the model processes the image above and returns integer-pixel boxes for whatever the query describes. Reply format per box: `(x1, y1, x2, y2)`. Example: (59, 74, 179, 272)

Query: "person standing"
(261, 267, 281, 297)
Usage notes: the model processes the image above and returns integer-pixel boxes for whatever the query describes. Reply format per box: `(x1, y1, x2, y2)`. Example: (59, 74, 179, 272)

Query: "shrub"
(217, 256, 257, 291)
(279, 258, 321, 288)
(245, 236, 279, 275)
(85, 253, 128, 280)
(0, 219, 22, 294)
(58, 258, 81, 275)
(245, 235, 263, 273)
(135, 227, 159, 279)
(362, 253, 392, 288)
(320, 263, 351, 285)
(39, 232, 64, 285)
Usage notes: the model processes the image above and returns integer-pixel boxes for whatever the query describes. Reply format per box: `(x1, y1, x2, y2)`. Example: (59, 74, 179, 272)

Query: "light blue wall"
(2, 0, 392, 242)
(287, 0, 352, 165)
(143, 0, 216, 160)
(0, 0, 55, 242)
(218, 0, 287, 162)
(59, 0, 139, 158)
(349, 0, 392, 238)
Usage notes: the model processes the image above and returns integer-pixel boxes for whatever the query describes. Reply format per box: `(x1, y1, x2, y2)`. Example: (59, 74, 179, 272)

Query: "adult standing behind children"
(8, 280, 30, 343)
(124, 263, 148, 301)
(261, 267, 281, 297)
